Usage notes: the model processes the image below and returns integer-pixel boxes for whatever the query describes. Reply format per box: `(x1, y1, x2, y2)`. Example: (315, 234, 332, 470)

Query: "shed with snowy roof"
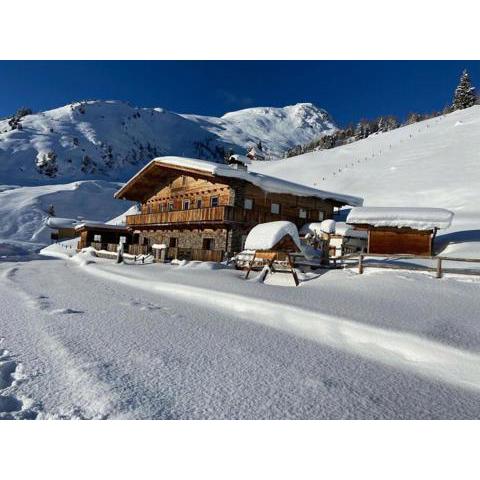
(75, 222, 132, 252)
(346, 207, 454, 256)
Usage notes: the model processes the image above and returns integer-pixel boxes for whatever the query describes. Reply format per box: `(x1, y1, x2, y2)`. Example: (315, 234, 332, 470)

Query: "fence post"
(358, 254, 364, 274)
(436, 257, 442, 279)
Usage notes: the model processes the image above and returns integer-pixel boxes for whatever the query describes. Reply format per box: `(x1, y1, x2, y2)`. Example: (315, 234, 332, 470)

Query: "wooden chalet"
(114, 156, 362, 262)
(346, 207, 454, 256)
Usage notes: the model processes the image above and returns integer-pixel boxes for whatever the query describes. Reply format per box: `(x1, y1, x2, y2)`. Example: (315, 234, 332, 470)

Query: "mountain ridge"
(0, 100, 336, 185)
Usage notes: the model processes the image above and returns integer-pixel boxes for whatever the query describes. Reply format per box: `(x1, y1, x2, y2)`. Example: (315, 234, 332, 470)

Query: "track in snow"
(2, 258, 480, 419)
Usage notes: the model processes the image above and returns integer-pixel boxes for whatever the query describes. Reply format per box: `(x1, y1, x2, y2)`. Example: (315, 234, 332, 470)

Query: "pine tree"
(452, 70, 477, 110)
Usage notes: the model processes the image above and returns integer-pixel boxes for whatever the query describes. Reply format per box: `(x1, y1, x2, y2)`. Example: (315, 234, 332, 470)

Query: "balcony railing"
(126, 205, 304, 227)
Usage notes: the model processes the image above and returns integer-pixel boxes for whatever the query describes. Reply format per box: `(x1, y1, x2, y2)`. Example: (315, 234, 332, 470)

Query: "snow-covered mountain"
(0, 100, 336, 185)
(183, 103, 336, 159)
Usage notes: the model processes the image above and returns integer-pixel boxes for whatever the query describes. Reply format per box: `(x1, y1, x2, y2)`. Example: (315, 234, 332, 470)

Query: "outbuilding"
(75, 222, 131, 252)
(346, 207, 454, 256)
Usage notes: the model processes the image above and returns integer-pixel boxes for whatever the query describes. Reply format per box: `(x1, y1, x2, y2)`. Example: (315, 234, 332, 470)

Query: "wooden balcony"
(126, 205, 303, 228)
(127, 206, 234, 227)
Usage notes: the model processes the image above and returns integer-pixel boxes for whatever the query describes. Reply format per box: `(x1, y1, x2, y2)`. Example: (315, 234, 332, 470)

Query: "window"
(244, 198, 253, 210)
(196, 198, 202, 209)
(299, 208, 307, 219)
(210, 196, 219, 207)
(318, 211, 325, 221)
(271, 203, 280, 214)
(93, 234, 102, 242)
(168, 202, 174, 211)
(202, 238, 214, 250)
(183, 200, 190, 210)
(169, 237, 178, 248)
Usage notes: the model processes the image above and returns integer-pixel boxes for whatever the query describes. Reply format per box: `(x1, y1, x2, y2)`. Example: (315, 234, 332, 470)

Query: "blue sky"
(0, 61, 478, 127)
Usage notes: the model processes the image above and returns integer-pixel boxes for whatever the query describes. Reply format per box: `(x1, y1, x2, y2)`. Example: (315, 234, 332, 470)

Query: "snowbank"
(347, 207, 454, 230)
(244, 221, 301, 251)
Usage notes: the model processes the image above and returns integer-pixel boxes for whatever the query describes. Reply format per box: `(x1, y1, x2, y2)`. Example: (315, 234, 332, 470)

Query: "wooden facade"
(50, 227, 77, 242)
(115, 159, 356, 262)
(352, 225, 435, 256)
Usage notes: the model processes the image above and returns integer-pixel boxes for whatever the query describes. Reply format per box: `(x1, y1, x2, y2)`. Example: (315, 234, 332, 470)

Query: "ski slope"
(252, 106, 480, 257)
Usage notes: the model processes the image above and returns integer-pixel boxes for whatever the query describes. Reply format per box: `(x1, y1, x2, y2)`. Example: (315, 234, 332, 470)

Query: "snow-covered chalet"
(113, 156, 363, 261)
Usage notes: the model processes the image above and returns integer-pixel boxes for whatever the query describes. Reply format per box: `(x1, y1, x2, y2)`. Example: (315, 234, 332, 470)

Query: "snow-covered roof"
(46, 217, 108, 230)
(74, 222, 128, 231)
(334, 222, 368, 239)
(346, 207, 454, 230)
(115, 156, 363, 206)
(244, 221, 301, 251)
(299, 220, 368, 238)
(300, 220, 335, 236)
(46, 217, 81, 229)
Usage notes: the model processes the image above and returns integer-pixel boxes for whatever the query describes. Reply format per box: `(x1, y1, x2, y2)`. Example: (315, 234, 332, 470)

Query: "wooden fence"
(336, 253, 480, 278)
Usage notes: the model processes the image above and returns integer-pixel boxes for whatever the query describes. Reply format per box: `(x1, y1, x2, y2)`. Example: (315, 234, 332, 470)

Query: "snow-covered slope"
(183, 103, 336, 159)
(0, 100, 335, 185)
(0, 181, 134, 257)
(252, 106, 480, 257)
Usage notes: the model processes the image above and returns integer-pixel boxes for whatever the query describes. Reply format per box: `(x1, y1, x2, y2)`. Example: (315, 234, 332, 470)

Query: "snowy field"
(1, 247, 480, 419)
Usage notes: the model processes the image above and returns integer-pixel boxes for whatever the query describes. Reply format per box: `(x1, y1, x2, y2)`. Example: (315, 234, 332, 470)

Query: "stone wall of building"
(140, 228, 228, 252)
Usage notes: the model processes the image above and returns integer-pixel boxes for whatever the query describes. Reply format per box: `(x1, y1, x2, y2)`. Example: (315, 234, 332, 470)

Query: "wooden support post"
(287, 254, 300, 286)
(358, 254, 364, 274)
(260, 265, 270, 283)
(436, 257, 442, 279)
(244, 252, 256, 279)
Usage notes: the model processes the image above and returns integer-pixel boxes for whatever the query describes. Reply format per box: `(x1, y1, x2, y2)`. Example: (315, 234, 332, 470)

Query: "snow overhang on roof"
(346, 207, 454, 230)
(46, 217, 105, 230)
(45, 217, 80, 229)
(74, 222, 128, 231)
(114, 156, 363, 206)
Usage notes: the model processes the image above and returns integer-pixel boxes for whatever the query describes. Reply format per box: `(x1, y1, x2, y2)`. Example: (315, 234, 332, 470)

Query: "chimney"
(227, 154, 249, 171)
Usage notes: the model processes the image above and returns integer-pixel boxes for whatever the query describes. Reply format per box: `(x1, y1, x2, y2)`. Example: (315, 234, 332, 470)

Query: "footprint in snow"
(0, 355, 26, 390)
(28, 295, 51, 311)
(0, 344, 38, 419)
(49, 308, 84, 315)
(124, 299, 175, 314)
